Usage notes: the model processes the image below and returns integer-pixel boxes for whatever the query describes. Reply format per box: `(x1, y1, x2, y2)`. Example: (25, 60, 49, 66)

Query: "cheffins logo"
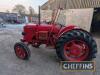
(61, 61, 95, 71)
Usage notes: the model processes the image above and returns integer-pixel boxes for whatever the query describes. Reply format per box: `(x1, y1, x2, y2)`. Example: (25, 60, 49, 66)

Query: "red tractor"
(14, 7, 97, 61)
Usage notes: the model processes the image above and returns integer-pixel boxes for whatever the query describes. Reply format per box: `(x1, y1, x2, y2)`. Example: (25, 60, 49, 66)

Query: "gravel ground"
(0, 25, 100, 75)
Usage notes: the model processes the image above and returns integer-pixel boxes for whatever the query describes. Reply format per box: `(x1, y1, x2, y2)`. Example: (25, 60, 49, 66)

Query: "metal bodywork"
(21, 24, 79, 48)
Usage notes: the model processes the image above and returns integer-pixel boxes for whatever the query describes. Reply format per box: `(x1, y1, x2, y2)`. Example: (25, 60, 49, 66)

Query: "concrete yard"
(0, 24, 100, 75)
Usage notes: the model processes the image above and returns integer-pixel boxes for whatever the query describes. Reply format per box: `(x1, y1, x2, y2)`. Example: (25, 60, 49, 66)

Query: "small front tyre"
(14, 42, 31, 60)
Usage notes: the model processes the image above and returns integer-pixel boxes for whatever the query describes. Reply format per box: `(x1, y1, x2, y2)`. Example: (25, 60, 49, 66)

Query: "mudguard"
(57, 25, 92, 39)
(58, 25, 80, 38)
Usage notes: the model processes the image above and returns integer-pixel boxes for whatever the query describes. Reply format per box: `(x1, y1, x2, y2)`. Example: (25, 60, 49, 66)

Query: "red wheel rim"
(64, 40, 89, 61)
(15, 46, 26, 59)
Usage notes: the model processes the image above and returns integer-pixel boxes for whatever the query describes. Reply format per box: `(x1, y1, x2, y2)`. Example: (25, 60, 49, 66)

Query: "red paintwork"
(20, 23, 91, 61)
(22, 23, 60, 46)
(64, 40, 89, 61)
(57, 25, 79, 38)
(15, 46, 26, 59)
(22, 23, 80, 47)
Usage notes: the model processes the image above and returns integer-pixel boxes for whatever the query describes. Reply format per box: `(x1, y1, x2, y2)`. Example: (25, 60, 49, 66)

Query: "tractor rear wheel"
(56, 30, 97, 61)
(14, 42, 30, 60)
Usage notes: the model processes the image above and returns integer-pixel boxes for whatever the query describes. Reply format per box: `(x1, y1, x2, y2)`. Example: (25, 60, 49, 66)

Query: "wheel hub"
(64, 40, 89, 61)
(15, 46, 26, 59)
(70, 44, 83, 56)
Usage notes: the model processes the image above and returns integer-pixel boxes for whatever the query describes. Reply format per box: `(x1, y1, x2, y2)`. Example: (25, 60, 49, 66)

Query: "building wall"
(40, 0, 99, 32)
(41, 10, 52, 22)
(41, 8, 93, 32)
(65, 8, 94, 32)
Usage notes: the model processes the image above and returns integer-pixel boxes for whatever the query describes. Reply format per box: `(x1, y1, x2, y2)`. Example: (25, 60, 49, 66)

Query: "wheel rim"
(15, 46, 26, 59)
(64, 40, 89, 61)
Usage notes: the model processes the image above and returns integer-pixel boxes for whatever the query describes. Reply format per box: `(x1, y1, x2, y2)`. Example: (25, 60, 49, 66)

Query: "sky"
(0, 0, 48, 13)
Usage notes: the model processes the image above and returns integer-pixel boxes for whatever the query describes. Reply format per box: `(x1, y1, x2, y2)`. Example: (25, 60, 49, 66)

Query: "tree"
(12, 4, 26, 16)
(29, 6, 35, 16)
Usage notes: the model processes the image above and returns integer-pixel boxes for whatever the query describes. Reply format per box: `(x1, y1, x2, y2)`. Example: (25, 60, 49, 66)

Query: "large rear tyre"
(56, 30, 97, 61)
(14, 42, 31, 60)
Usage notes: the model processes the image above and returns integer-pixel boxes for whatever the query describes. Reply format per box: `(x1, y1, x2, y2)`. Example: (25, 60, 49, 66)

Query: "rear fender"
(58, 25, 92, 39)
(58, 25, 80, 38)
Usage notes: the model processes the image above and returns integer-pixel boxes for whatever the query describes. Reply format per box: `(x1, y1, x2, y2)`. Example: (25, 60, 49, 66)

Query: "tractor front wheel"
(14, 42, 31, 60)
(56, 30, 97, 61)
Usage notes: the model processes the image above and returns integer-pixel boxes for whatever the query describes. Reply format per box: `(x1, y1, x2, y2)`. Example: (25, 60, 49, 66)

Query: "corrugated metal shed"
(41, 0, 100, 10)
(65, 0, 100, 8)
